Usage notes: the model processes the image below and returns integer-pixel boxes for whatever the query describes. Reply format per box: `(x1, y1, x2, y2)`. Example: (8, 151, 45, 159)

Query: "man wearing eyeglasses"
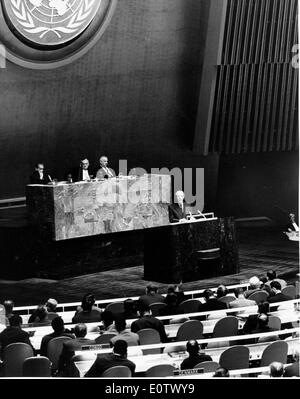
(29, 163, 51, 185)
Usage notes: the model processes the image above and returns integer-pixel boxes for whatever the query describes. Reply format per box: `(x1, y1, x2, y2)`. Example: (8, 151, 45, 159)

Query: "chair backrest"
(248, 290, 269, 304)
(193, 361, 220, 373)
(23, 356, 52, 377)
(178, 299, 200, 314)
(95, 333, 117, 345)
(137, 328, 161, 355)
(102, 365, 132, 377)
(219, 345, 250, 370)
(70, 353, 97, 377)
(268, 315, 281, 331)
(213, 316, 239, 338)
(176, 320, 203, 341)
(260, 340, 288, 366)
(145, 364, 175, 377)
(47, 336, 73, 370)
(149, 302, 167, 317)
(105, 302, 124, 316)
(170, 316, 190, 324)
(47, 312, 59, 321)
(282, 285, 296, 299)
(218, 296, 236, 308)
(3, 343, 34, 377)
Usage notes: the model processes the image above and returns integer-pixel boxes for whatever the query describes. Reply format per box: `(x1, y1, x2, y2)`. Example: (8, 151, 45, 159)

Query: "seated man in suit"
(0, 315, 34, 358)
(168, 190, 188, 223)
(96, 155, 115, 179)
(137, 284, 165, 307)
(197, 289, 227, 321)
(180, 340, 212, 370)
(85, 339, 136, 377)
(110, 316, 139, 347)
(77, 158, 92, 182)
(29, 163, 51, 185)
(267, 281, 290, 304)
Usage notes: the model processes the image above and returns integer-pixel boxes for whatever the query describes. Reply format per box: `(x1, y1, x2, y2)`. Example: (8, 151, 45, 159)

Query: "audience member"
(110, 316, 139, 347)
(252, 314, 279, 343)
(159, 293, 180, 316)
(259, 276, 272, 295)
(267, 281, 290, 304)
(283, 350, 299, 377)
(197, 289, 227, 320)
(265, 270, 287, 290)
(216, 285, 231, 299)
(101, 311, 117, 334)
(138, 284, 165, 307)
(244, 276, 263, 298)
(123, 299, 138, 320)
(180, 340, 212, 370)
(72, 293, 102, 323)
(0, 315, 34, 358)
(269, 361, 284, 377)
(28, 304, 50, 325)
(58, 323, 95, 376)
(242, 302, 270, 335)
(131, 303, 168, 342)
(167, 284, 185, 305)
(40, 316, 74, 357)
(229, 288, 257, 311)
(213, 367, 229, 377)
(3, 300, 21, 326)
(85, 339, 136, 377)
(45, 298, 58, 314)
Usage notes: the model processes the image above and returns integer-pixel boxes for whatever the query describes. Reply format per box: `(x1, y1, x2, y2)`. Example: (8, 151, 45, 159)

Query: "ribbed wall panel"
(209, 0, 298, 154)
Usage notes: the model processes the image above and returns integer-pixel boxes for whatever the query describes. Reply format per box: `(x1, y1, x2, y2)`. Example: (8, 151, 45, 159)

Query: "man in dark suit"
(180, 340, 212, 370)
(96, 155, 115, 179)
(29, 163, 51, 184)
(58, 323, 95, 376)
(77, 158, 92, 182)
(40, 316, 74, 357)
(137, 284, 165, 308)
(0, 315, 34, 358)
(168, 190, 187, 223)
(197, 289, 227, 320)
(267, 281, 290, 303)
(131, 303, 168, 342)
(85, 339, 136, 377)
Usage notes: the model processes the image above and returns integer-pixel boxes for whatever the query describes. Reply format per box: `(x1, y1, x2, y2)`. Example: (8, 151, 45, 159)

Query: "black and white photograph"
(0, 0, 299, 388)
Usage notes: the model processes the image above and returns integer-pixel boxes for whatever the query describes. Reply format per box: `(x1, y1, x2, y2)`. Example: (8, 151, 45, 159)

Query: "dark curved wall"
(0, 0, 219, 211)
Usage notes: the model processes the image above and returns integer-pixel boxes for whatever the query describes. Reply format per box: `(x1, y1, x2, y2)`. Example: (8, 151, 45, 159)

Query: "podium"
(144, 216, 239, 283)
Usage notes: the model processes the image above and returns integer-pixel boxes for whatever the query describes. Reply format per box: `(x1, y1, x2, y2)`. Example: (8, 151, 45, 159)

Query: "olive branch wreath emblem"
(10, 0, 95, 39)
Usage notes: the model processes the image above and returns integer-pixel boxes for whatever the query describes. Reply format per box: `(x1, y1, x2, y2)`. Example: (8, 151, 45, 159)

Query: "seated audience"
(59, 323, 95, 376)
(229, 288, 257, 311)
(267, 281, 290, 304)
(244, 276, 264, 298)
(213, 367, 229, 377)
(159, 293, 180, 316)
(123, 299, 138, 320)
(138, 284, 165, 307)
(85, 339, 136, 377)
(0, 315, 34, 357)
(265, 270, 287, 290)
(180, 340, 212, 370)
(72, 293, 102, 323)
(216, 285, 232, 299)
(40, 316, 74, 357)
(110, 316, 139, 347)
(269, 361, 284, 378)
(242, 302, 270, 335)
(167, 284, 185, 305)
(131, 303, 168, 342)
(28, 304, 50, 325)
(197, 289, 227, 320)
(45, 298, 58, 314)
(3, 300, 21, 326)
(252, 314, 279, 343)
(101, 310, 117, 334)
(284, 350, 299, 377)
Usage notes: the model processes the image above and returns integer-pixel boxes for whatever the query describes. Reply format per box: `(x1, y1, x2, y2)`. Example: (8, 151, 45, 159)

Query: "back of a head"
(270, 362, 284, 377)
(51, 316, 64, 333)
(167, 285, 175, 294)
(186, 340, 199, 356)
(203, 289, 214, 301)
(234, 287, 244, 297)
(249, 276, 260, 289)
(214, 367, 229, 377)
(267, 270, 277, 281)
(270, 281, 282, 291)
(36, 305, 48, 321)
(113, 339, 128, 357)
(81, 293, 95, 312)
(115, 316, 126, 333)
(101, 310, 114, 327)
(9, 314, 22, 327)
(46, 298, 58, 312)
(74, 323, 87, 338)
(146, 284, 158, 295)
(216, 285, 228, 298)
(4, 300, 14, 315)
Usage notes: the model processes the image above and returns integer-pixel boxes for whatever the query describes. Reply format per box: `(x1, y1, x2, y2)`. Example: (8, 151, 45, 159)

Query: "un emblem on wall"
(0, 0, 117, 68)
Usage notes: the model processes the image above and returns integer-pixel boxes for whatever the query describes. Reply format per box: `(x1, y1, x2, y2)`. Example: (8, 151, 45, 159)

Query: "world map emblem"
(0, 0, 117, 68)
(2, 0, 102, 46)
